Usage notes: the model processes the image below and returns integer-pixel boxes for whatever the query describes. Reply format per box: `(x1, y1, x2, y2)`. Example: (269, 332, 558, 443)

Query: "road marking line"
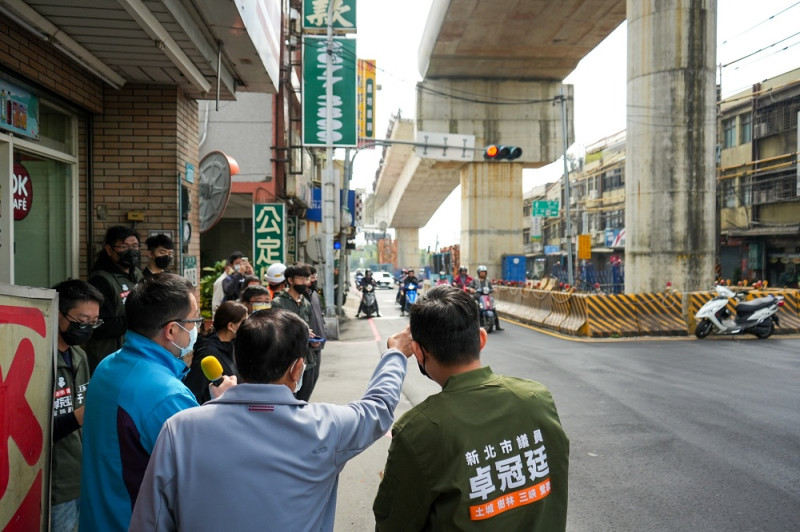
(368, 317, 381, 342)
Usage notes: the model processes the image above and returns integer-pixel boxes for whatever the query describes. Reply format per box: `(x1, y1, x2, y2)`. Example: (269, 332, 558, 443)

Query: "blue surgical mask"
(171, 323, 198, 360)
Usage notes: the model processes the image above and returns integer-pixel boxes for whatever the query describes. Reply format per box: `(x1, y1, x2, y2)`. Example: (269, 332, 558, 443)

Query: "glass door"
(12, 149, 74, 288)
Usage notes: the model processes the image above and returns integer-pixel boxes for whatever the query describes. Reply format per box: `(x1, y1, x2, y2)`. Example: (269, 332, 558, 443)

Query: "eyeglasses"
(61, 311, 104, 330)
(159, 317, 204, 329)
(114, 243, 140, 252)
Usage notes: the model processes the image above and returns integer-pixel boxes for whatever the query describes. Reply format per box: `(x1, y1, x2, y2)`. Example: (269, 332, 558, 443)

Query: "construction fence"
(494, 286, 800, 337)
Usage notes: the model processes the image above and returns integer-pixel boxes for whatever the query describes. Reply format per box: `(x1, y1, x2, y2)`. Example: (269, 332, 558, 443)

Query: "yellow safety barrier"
(584, 293, 640, 337)
(496, 286, 799, 338)
(543, 290, 572, 331)
(635, 292, 686, 336)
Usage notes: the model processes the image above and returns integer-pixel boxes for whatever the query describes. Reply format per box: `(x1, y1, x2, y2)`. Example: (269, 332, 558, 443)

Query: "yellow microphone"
(200, 356, 224, 387)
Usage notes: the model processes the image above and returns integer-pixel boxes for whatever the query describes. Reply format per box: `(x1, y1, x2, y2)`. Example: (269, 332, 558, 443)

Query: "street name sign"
(414, 131, 475, 162)
(532, 200, 560, 218)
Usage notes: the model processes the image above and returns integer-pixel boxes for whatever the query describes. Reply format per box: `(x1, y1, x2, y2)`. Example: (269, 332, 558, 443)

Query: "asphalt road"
(331, 283, 800, 531)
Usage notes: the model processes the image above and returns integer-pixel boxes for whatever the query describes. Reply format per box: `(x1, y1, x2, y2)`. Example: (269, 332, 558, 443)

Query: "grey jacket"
(129, 350, 408, 531)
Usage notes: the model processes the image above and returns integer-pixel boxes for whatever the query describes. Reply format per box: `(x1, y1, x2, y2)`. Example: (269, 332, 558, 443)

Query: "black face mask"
(118, 249, 140, 268)
(154, 255, 172, 269)
(61, 322, 94, 346)
(416, 348, 433, 381)
(309, 280, 318, 292)
(293, 284, 309, 296)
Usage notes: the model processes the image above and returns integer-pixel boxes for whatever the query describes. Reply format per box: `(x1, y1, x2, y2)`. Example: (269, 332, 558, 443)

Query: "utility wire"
(722, 29, 800, 67)
(720, 1, 800, 46)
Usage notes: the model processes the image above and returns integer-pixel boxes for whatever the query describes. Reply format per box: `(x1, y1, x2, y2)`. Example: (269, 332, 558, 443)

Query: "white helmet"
(264, 263, 286, 284)
(477, 265, 487, 274)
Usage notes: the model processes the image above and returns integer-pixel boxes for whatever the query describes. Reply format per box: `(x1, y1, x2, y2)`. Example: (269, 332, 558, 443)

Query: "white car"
(373, 271, 395, 288)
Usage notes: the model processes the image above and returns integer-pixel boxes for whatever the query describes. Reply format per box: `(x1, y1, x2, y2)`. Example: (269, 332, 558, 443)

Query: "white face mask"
(291, 359, 306, 393)
(171, 322, 198, 360)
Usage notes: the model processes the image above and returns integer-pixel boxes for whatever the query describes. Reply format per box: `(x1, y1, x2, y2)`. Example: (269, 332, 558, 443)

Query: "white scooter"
(694, 285, 784, 339)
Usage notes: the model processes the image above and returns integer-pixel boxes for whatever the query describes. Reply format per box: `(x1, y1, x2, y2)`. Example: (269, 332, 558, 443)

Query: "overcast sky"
(353, 1, 800, 249)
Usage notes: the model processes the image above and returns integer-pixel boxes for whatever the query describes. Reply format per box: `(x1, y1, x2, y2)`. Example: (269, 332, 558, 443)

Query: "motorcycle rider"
(356, 269, 381, 318)
(469, 265, 503, 331)
(395, 268, 408, 307)
(452, 265, 473, 291)
(400, 270, 419, 317)
(435, 270, 450, 286)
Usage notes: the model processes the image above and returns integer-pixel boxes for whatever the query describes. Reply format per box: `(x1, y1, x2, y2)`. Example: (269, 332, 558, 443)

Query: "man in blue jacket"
(79, 274, 235, 532)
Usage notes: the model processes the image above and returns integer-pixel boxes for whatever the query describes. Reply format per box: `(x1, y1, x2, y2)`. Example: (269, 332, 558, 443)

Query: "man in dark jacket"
(84, 225, 144, 373)
(298, 265, 328, 401)
(51, 279, 104, 532)
(270, 263, 323, 400)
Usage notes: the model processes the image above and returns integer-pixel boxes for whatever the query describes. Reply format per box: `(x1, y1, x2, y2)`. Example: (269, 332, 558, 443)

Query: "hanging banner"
(253, 204, 286, 281)
(0, 284, 56, 531)
(302, 35, 357, 147)
(302, 0, 357, 32)
(357, 59, 376, 145)
(0, 80, 39, 140)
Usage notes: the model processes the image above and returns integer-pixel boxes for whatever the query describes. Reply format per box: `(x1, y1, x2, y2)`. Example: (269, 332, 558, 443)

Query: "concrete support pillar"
(625, 1, 717, 293)
(395, 227, 420, 272)
(460, 162, 524, 279)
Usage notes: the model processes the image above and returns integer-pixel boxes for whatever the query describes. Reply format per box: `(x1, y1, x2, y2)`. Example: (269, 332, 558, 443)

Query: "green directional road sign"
(532, 200, 560, 218)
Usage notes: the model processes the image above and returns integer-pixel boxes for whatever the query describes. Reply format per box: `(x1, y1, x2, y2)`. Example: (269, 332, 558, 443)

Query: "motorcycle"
(404, 282, 418, 315)
(477, 286, 497, 333)
(358, 284, 378, 318)
(694, 285, 784, 339)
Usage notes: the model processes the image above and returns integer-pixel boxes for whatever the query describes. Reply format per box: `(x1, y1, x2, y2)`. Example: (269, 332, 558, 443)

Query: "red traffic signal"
(483, 144, 522, 161)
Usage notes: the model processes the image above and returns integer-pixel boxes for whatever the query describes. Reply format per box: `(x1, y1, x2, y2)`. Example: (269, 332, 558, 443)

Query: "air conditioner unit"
(753, 123, 766, 138)
(588, 190, 599, 200)
(569, 196, 577, 205)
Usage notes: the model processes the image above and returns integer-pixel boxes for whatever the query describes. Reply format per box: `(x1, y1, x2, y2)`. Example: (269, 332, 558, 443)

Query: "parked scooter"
(357, 284, 379, 318)
(694, 285, 784, 339)
(477, 285, 497, 333)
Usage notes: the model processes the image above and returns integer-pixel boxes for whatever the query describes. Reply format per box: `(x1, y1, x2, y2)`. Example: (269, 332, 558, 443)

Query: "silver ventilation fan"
(198, 151, 236, 233)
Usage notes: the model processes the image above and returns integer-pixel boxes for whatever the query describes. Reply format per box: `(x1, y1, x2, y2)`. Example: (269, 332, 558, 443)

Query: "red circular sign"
(13, 163, 33, 221)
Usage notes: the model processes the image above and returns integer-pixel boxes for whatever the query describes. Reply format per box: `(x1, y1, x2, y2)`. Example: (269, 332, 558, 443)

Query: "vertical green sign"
(302, 35, 357, 147)
(286, 215, 298, 263)
(302, 0, 357, 32)
(253, 203, 285, 281)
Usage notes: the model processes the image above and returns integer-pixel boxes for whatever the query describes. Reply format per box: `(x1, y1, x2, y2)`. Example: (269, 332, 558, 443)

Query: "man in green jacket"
(51, 279, 104, 532)
(84, 225, 144, 373)
(374, 285, 570, 530)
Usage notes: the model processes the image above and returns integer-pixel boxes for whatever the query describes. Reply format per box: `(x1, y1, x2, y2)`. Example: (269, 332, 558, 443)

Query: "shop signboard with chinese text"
(578, 234, 592, 260)
(303, 0, 356, 32)
(302, 36, 357, 147)
(286, 216, 298, 263)
(0, 283, 55, 530)
(357, 59, 376, 145)
(253, 204, 285, 281)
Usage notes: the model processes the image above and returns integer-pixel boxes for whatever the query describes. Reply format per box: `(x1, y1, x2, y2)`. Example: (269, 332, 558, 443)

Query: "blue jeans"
(51, 498, 80, 532)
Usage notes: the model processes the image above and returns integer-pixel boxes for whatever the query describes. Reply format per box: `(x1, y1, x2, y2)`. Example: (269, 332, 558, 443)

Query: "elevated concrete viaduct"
(372, 0, 718, 293)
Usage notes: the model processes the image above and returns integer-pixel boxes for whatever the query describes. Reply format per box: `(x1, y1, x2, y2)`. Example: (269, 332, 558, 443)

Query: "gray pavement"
(311, 290, 414, 531)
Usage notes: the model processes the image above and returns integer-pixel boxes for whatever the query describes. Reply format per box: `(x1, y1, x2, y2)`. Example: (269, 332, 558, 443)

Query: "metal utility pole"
(558, 88, 575, 287)
(322, 0, 336, 316)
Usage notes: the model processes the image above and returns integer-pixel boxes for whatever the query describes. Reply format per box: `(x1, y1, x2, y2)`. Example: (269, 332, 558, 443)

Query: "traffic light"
(484, 144, 522, 161)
